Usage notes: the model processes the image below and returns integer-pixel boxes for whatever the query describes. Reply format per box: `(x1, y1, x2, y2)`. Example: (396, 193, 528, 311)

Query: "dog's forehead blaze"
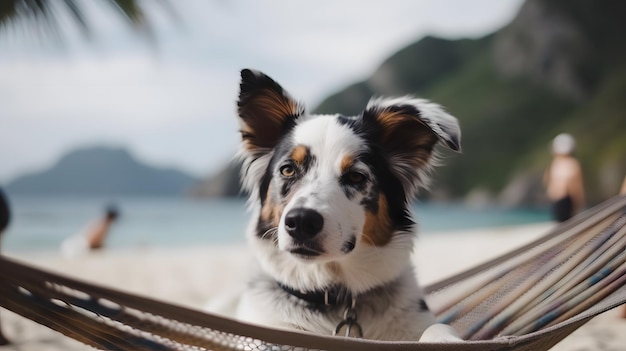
(290, 145, 309, 165)
(362, 193, 394, 246)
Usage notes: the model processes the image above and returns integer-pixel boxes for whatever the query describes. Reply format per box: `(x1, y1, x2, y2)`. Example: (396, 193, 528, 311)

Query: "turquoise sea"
(1, 196, 551, 252)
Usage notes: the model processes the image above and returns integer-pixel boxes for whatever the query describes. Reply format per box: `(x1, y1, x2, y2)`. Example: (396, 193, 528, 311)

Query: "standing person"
(61, 204, 120, 257)
(544, 133, 585, 222)
(0, 188, 11, 345)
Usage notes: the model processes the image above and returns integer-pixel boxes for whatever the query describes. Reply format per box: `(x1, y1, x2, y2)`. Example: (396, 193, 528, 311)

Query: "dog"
(233, 68, 461, 341)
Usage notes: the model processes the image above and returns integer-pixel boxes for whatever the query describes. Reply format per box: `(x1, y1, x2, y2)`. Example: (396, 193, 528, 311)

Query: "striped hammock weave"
(0, 195, 625, 351)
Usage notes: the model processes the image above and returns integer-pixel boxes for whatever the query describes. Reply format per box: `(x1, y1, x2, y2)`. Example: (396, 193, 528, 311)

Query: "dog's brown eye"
(280, 165, 296, 178)
(345, 171, 366, 184)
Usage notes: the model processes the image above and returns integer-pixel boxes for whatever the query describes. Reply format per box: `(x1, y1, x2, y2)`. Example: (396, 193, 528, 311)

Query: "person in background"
(0, 188, 11, 345)
(85, 205, 119, 250)
(544, 133, 585, 222)
(61, 205, 120, 257)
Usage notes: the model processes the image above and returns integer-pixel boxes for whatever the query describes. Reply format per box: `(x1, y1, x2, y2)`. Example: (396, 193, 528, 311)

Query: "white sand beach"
(1, 222, 625, 351)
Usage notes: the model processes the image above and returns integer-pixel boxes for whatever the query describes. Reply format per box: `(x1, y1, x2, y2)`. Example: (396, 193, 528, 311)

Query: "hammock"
(0, 196, 625, 351)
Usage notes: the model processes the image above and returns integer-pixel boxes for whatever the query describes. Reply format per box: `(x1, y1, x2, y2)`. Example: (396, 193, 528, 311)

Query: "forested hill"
(315, 0, 626, 205)
(5, 146, 199, 196)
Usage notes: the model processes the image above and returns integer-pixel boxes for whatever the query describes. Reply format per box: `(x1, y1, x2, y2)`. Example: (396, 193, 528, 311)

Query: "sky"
(0, 0, 524, 184)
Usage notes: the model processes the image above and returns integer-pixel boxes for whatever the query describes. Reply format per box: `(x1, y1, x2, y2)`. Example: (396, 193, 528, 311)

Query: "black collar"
(277, 282, 352, 307)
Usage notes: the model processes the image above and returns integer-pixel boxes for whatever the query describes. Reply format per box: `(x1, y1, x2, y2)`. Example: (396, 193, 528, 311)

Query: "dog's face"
(237, 69, 460, 286)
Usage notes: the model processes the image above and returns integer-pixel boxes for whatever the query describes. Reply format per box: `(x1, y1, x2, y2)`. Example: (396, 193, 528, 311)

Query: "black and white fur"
(234, 69, 461, 341)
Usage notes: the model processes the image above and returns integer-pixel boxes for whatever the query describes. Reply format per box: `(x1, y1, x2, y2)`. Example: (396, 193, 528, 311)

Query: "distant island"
(5, 146, 200, 196)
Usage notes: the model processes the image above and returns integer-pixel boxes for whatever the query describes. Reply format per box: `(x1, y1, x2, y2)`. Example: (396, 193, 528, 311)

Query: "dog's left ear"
(362, 97, 461, 188)
(237, 69, 305, 157)
(364, 97, 461, 153)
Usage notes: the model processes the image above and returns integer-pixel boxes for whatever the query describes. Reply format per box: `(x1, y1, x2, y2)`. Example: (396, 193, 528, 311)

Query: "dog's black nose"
(284, 208, 324, 240)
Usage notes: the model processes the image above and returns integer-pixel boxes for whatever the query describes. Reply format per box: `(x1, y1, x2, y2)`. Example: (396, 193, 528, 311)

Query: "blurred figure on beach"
(0, 188, 11, 344)
(544, 133, 585, 222)
(61, 204, 120, 258)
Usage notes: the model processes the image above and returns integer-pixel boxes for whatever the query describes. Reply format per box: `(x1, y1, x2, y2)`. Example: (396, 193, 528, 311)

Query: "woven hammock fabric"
(0, 196, 625, 351)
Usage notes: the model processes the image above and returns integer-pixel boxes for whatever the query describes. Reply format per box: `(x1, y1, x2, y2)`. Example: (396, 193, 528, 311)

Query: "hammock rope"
(1, 195, 625, 351)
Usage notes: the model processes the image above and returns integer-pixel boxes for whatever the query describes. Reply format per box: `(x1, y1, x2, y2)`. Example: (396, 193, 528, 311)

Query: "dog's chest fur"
(234, 69, 461, 341)
(238, 267, 435, 340)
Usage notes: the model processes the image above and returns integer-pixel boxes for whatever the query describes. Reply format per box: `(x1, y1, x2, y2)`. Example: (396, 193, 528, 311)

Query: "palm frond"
(0, 0, 159, 38)
(108, 0, 146, 27)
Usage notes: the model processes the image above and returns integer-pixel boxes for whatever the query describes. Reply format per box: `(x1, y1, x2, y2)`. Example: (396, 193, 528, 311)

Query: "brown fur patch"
(340, 155, 354, 174)
(240, 89, 302, 152)
(374, 110, 438, 169)
(362, 194, 393, 246)
(290, 145, 309, 166)
(260, 184, 282, 228)
(255, 90, 300, 125)
(259, 181, 304, 232)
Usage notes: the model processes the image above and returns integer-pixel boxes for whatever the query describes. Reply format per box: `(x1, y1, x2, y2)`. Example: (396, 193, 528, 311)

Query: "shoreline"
(1, 222, 625, 350)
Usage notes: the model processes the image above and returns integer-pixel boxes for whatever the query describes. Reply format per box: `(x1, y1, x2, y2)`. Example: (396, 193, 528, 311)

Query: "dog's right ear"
(238, 69, 305, 157)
